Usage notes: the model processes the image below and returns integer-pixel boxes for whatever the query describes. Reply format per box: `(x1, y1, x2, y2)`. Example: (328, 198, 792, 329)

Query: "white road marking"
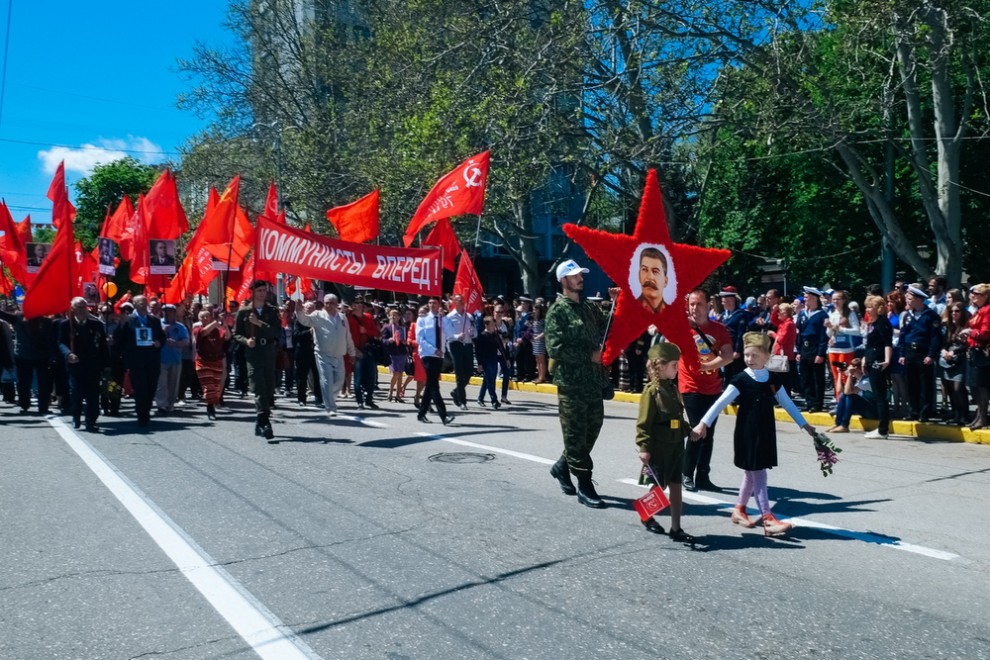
(414, 432, 556, 464)
(617, 478, 959, 561)
(335, 413, 388, 428)
(48, 417, 322, 660)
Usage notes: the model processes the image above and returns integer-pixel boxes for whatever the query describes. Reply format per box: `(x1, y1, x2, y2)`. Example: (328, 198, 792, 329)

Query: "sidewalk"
(382, 367, 990, 446)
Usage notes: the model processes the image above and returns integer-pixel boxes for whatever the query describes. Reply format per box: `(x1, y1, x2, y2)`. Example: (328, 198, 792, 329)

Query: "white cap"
(556, 259, 589, 281)
(907, 285, 929, 299)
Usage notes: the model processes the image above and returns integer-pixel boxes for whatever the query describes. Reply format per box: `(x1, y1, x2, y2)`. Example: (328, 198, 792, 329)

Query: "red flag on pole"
(327, 190, 379, 243)
(15, 215, 32, 246)
(262, 181, 279, 221)
(453, 252, 485, 314)
(24, 164, 76, 318)
(144, 170, 188, 238)
(422, 218, 462, 272)
(0, 200, 26, 278)
(101, 196, 134, 243)
(403, 151, 489, 246)
(46, 162, 76, 229)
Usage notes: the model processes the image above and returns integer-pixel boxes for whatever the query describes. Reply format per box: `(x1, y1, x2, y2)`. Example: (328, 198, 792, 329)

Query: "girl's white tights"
(737, 469, 771, 516)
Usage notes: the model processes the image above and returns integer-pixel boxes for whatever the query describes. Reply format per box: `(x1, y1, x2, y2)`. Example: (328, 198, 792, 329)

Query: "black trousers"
(904, 353, 936, 420)
(868, 366, 891, 434)
(68, 364, 101, 425)
(295, 351, 322, 405)
(16, 357, 52, 412)
(799, 349, 826, 410)
(128, 360, 161, 424)
(683, 392, 720, 479)
(448, 342, 474, 405)
(419, 356, 448, 419)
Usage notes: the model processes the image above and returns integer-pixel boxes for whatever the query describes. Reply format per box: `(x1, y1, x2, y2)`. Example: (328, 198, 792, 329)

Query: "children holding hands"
(635, 342, 695, 542)
(692, 332, 815, 536)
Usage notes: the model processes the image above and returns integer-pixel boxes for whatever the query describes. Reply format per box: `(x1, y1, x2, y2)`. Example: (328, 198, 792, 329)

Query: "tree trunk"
(512, 197, 543, 296)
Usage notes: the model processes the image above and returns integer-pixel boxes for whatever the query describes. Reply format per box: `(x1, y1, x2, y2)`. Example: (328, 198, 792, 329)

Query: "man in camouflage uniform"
(545, 259, 612, 508)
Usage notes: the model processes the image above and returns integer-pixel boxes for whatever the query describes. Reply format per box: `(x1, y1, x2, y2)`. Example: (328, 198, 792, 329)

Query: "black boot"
(575, 472, 605, 508)
(550, 457, 577, 496)
(206, 404, 217, 421)
(259, 413, 277, 443)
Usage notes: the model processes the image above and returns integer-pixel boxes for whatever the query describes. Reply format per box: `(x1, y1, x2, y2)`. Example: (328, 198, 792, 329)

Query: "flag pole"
(473, 213, 483, 250)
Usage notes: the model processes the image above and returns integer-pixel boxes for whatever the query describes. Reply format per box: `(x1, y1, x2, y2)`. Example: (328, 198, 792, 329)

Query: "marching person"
(295, 294, 355, 416)
(545, 259, 616, 509)
(114, 295, 165, 427)
(416, 296, 454, 425)
(192, 309, 229, 421)
(347, 299, 381, 410)
(233, 280, 281, 442)
(58, 297, 110, 432)
(445, 294, 477, 409)
(680, 288, 734, 492)
(155, 304, 189, 414)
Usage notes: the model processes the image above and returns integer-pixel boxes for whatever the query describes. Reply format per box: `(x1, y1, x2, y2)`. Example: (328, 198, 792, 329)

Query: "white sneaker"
(864, 430, 887, 439)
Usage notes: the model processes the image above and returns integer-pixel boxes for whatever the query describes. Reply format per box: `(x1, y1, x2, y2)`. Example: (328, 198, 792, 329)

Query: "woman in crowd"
(886, 290, 909, 418)
(826, 290, 861, 402)
(939, 302, 970, 425)
(863, 295, 893, 439)
(474, 316, 503, 408)
(961, 284, 990, 429)
(532, 303, 548, 384)
(193, 309, 230, 421)
(381, 308, 408, 403)
(770, 302, 797, 396)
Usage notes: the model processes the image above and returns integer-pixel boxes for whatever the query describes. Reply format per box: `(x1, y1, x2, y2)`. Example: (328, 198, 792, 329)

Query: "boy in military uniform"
(636, 341, 694, 542)
(234, 280, 281, 442)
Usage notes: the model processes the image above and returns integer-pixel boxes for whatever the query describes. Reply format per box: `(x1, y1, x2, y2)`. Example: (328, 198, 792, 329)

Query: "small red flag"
(327, 190, 379, 243)
(403, 151, 489, 246)
(422, 218, 462, 272)
(453, 252, 485, 314)
(45, 161, 77, 229)
(101, 196, 134, 243)
(262, 182, 279, 222)
(0, 200, 25, 276)
(16, 215, 32, 246)
(633, 486, 670, 522)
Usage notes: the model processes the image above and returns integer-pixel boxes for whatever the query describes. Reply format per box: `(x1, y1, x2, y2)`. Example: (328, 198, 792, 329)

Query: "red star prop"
(563, 170, 731, 366)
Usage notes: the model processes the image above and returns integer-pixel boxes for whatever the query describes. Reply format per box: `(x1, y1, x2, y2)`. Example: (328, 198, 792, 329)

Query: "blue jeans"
(478, 360, 499, 403)
(834, 393, 877, 427)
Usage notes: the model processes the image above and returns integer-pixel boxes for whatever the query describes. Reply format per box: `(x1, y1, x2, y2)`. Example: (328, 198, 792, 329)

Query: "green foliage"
(73, 158, 159, 249)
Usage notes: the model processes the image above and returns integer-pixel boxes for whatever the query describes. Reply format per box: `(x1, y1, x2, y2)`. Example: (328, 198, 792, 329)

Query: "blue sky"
(0, 0, 234, 224)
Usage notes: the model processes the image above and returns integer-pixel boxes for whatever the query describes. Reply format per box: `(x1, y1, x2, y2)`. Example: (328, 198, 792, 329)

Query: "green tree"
(73, 158, 159, 248)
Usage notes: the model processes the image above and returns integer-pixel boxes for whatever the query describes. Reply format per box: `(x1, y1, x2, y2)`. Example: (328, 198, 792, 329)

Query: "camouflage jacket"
(545, 293, 608, 398)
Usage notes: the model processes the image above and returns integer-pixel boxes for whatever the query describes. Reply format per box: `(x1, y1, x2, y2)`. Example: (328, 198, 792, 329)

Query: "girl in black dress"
(692, 332, 816, 536)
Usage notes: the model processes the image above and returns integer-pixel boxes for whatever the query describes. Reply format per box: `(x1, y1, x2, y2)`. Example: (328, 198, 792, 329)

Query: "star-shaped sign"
(564, 169, 731, 366)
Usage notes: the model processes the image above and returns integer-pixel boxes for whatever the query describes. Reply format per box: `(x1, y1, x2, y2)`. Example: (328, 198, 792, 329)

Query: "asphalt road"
(2, 382, 989, 660)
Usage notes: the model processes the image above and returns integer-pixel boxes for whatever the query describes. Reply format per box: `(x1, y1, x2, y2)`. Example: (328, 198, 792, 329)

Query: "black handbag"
(404, 348, 416, 376)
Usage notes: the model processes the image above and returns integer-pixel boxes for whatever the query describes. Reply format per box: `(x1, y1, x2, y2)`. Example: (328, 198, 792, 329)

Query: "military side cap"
(647, 341, 681, 362)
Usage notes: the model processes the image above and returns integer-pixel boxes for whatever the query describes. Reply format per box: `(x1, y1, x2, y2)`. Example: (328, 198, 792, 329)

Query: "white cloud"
(38, 136, 166, 176)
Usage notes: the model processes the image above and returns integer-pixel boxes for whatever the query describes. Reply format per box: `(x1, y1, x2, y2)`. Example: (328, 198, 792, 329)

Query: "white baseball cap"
(556, 259, 589, 281)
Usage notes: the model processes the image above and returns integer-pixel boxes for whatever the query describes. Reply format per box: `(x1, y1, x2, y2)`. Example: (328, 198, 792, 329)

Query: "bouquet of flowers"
(812, 431, 842, 477)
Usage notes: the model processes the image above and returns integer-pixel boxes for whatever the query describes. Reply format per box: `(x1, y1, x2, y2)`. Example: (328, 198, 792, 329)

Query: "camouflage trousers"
(557, 389, 605, 473)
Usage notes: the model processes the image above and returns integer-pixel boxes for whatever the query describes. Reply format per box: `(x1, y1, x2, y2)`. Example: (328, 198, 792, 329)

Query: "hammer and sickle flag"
(403, 151, 489, 246)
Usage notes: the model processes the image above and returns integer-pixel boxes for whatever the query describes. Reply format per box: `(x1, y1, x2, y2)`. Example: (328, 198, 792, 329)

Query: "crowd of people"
(0, 281, 554, 439)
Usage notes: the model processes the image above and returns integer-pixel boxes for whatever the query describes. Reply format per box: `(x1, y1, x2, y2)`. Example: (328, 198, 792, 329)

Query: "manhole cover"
(428, 452, 496, 464)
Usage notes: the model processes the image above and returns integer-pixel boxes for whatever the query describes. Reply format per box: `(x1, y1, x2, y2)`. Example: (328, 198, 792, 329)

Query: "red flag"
(327, 190, 379, 243)
(453, 252, 484, 314)
(123, 194, 151, 284)
(198, 176, 253, 268)
(144, 170, 188, 238)
(0, 201, 25, 276)
(403, 151, 489, 246)
(100, 196, 134, 243)
(16, 215, 32, 245)
(422, 218, 462, 272)
(45, 161, 77, 229)
(262, 182, 279, 221)
(75, 241, 98, 292)
(233, 254, 255, 302)
(24, 168, 76, 318)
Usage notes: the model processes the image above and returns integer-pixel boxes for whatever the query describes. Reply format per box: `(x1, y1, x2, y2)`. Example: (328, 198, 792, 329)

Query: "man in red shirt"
(680, 289, 734, 492)
(347, 299, 381, 410)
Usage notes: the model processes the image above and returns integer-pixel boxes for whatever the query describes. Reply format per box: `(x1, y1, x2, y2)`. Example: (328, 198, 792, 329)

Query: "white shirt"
(445, 309, 476, 346)
(416, 313, 446, 358)
(296, 310, 355, 358)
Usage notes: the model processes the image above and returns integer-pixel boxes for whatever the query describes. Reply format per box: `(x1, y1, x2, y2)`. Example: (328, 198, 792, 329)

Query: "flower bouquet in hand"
(812, 431, 842, 476)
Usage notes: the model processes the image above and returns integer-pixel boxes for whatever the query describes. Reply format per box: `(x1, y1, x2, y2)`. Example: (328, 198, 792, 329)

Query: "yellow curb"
(377, 366, 990, 445)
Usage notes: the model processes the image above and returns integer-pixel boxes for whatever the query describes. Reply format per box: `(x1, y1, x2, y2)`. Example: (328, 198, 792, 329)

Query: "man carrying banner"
(234, 280, 281, 442)
(347, 299, 382, 410)
(545, 259, 613, 508)
(445, 294, 476, 409)
(114, 294, 165, 427)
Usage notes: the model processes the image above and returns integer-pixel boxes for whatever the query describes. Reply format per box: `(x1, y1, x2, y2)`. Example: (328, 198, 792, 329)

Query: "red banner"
(254, 216, 442, 296)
